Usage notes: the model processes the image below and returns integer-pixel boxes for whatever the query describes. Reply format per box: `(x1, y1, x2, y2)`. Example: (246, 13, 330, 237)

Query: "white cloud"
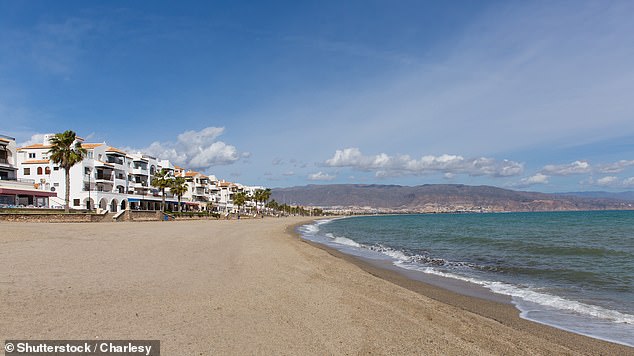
(325, 148, 523, 178)
(128, 126, 242, 171)
(518, 173, 550, 187)
(597, 160, 634, 174)
(541, 161, 592, 176)
(585, 176, 634, 189)
(308, 171, 336, 181)
(18, 133, 48, 147)
(596, 176, 619, 187)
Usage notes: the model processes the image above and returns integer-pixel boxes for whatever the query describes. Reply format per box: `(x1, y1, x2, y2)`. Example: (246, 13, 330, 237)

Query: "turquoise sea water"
(299, 211, 634, 346)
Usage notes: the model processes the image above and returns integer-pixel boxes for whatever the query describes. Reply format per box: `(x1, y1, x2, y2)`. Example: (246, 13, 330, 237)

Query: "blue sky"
(1, 1, 634, 192)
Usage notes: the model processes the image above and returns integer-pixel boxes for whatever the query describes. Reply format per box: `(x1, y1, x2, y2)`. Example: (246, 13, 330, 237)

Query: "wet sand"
(0, 218, 631, 355)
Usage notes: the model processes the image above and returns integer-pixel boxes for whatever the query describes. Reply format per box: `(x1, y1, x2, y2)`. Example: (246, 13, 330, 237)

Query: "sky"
(1, 0, 634, 192)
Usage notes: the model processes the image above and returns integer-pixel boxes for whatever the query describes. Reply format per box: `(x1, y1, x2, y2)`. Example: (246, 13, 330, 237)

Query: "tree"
(48, 130, 87, 213)
(266, 199, 279, 212)
(254, 188, 272, 214)
(233, 191, 247, 217)
(169, 176, 188, 213)
(151, 168, 172, 212)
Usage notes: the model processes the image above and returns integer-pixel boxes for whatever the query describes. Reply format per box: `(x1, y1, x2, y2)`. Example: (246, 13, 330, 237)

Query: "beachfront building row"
(2, 133, 264, 212)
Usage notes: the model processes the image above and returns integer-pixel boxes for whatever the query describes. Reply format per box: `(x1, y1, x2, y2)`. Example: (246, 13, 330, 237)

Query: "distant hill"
(556, 191, 634, 201)
(271, 184, 634, 213)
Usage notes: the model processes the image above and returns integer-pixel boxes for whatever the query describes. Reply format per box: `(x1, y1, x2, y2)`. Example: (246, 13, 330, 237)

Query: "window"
(23, 168, 30, 175)
(73, 199, 80, 206)
(37, 167, 43, 175)
(87, 151, 93, 159)
(53, 167, 59, 171)
(45, 167, 50, 174)
(85, 167, 90, 174)
(28, 153, 36, 159)
(54, 183, 59, 187)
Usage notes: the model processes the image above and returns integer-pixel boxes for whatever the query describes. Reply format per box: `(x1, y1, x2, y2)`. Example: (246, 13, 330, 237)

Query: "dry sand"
(0, 218, 631, 355)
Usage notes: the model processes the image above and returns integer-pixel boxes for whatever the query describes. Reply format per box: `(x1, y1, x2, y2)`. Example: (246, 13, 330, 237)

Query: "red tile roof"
(18, 143, 51, 150)
(106, 146, 127, 155)
(22, 159, 50, 164)
(81, 143, 105, 149)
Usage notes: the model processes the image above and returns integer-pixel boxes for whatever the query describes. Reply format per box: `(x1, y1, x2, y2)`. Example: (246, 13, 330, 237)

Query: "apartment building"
(16, 135, 180, 212)
(0, 134, 56, 207)
(12, 133, 267, 212)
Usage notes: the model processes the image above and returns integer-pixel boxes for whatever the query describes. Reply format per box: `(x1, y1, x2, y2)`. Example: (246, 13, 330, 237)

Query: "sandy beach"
(0, 218, 631, 355)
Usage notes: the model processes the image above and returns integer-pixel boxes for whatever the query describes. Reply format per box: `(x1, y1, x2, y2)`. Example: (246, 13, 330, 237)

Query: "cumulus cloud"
(512, 173, 550, 188)
(596, 176, 619, 186)
(308, 171, 336, 181)
(541, 161, 592, 176)
(597, 160, 634, 174)
(586, 176, 634, 189)
(537, 159, 634, 177)
(19, 133, 48, 147)
(324, 148, 523, 178)
(128, 127, 243, 170)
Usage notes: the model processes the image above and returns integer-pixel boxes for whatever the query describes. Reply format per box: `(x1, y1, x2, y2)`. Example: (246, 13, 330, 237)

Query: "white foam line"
(394, 261, 634, 325)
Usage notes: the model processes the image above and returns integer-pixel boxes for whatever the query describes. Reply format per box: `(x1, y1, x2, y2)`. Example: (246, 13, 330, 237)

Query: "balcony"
(105, 156, 124, 165)
(93, 172, 114, 181)
(131, 181, 149, 188)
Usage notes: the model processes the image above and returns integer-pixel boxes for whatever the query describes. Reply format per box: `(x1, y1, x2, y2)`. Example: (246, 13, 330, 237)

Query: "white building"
(16, 135, 178, 212)
(1, 134, 56, 207)
(14, 133, 267, 213)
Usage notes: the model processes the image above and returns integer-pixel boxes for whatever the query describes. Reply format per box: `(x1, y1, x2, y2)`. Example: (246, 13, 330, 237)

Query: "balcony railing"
(0, 177, 34, 183)
(92, 173, 114, 181)
(106, 157, 124, 165)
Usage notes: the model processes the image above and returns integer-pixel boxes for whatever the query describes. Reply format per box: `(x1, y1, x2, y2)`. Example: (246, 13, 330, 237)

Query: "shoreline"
(1, 218, 632, 355)
(291, 218, 634, 354)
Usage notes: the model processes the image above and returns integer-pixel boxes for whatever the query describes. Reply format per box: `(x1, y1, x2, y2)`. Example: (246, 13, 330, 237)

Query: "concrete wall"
(0, 211, 108, 223)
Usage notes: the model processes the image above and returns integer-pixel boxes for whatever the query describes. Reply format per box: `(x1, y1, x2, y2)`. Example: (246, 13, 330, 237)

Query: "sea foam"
(298, 218, 634, 346)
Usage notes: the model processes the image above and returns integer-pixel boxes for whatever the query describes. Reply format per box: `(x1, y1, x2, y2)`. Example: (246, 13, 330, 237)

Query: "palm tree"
(233, 191, 247, 217)
(254, 188, 272, 215)
(169, 176, 188, 212)
(266, 199, 279, 212)
(48, 130, 87, 213)
(151, 168, 172, 212)
(260, 188, 271, 211)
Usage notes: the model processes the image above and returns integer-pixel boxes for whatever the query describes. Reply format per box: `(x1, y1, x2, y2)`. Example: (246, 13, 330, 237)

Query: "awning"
(128, 198, 140, 203)
(0, 187, 57, 197)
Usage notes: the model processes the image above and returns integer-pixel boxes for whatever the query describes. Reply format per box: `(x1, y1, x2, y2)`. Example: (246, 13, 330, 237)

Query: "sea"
(298, 211, 634, 347)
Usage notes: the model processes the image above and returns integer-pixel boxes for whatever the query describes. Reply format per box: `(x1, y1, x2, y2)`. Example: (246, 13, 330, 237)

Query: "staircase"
(112, 210, 126, 222)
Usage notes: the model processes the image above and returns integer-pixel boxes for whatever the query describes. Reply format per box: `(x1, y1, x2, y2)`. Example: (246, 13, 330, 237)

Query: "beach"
(0, 218, 631, 355)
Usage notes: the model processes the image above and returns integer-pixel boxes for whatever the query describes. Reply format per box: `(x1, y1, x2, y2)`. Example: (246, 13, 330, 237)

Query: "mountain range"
(271, 184, 634, 213)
